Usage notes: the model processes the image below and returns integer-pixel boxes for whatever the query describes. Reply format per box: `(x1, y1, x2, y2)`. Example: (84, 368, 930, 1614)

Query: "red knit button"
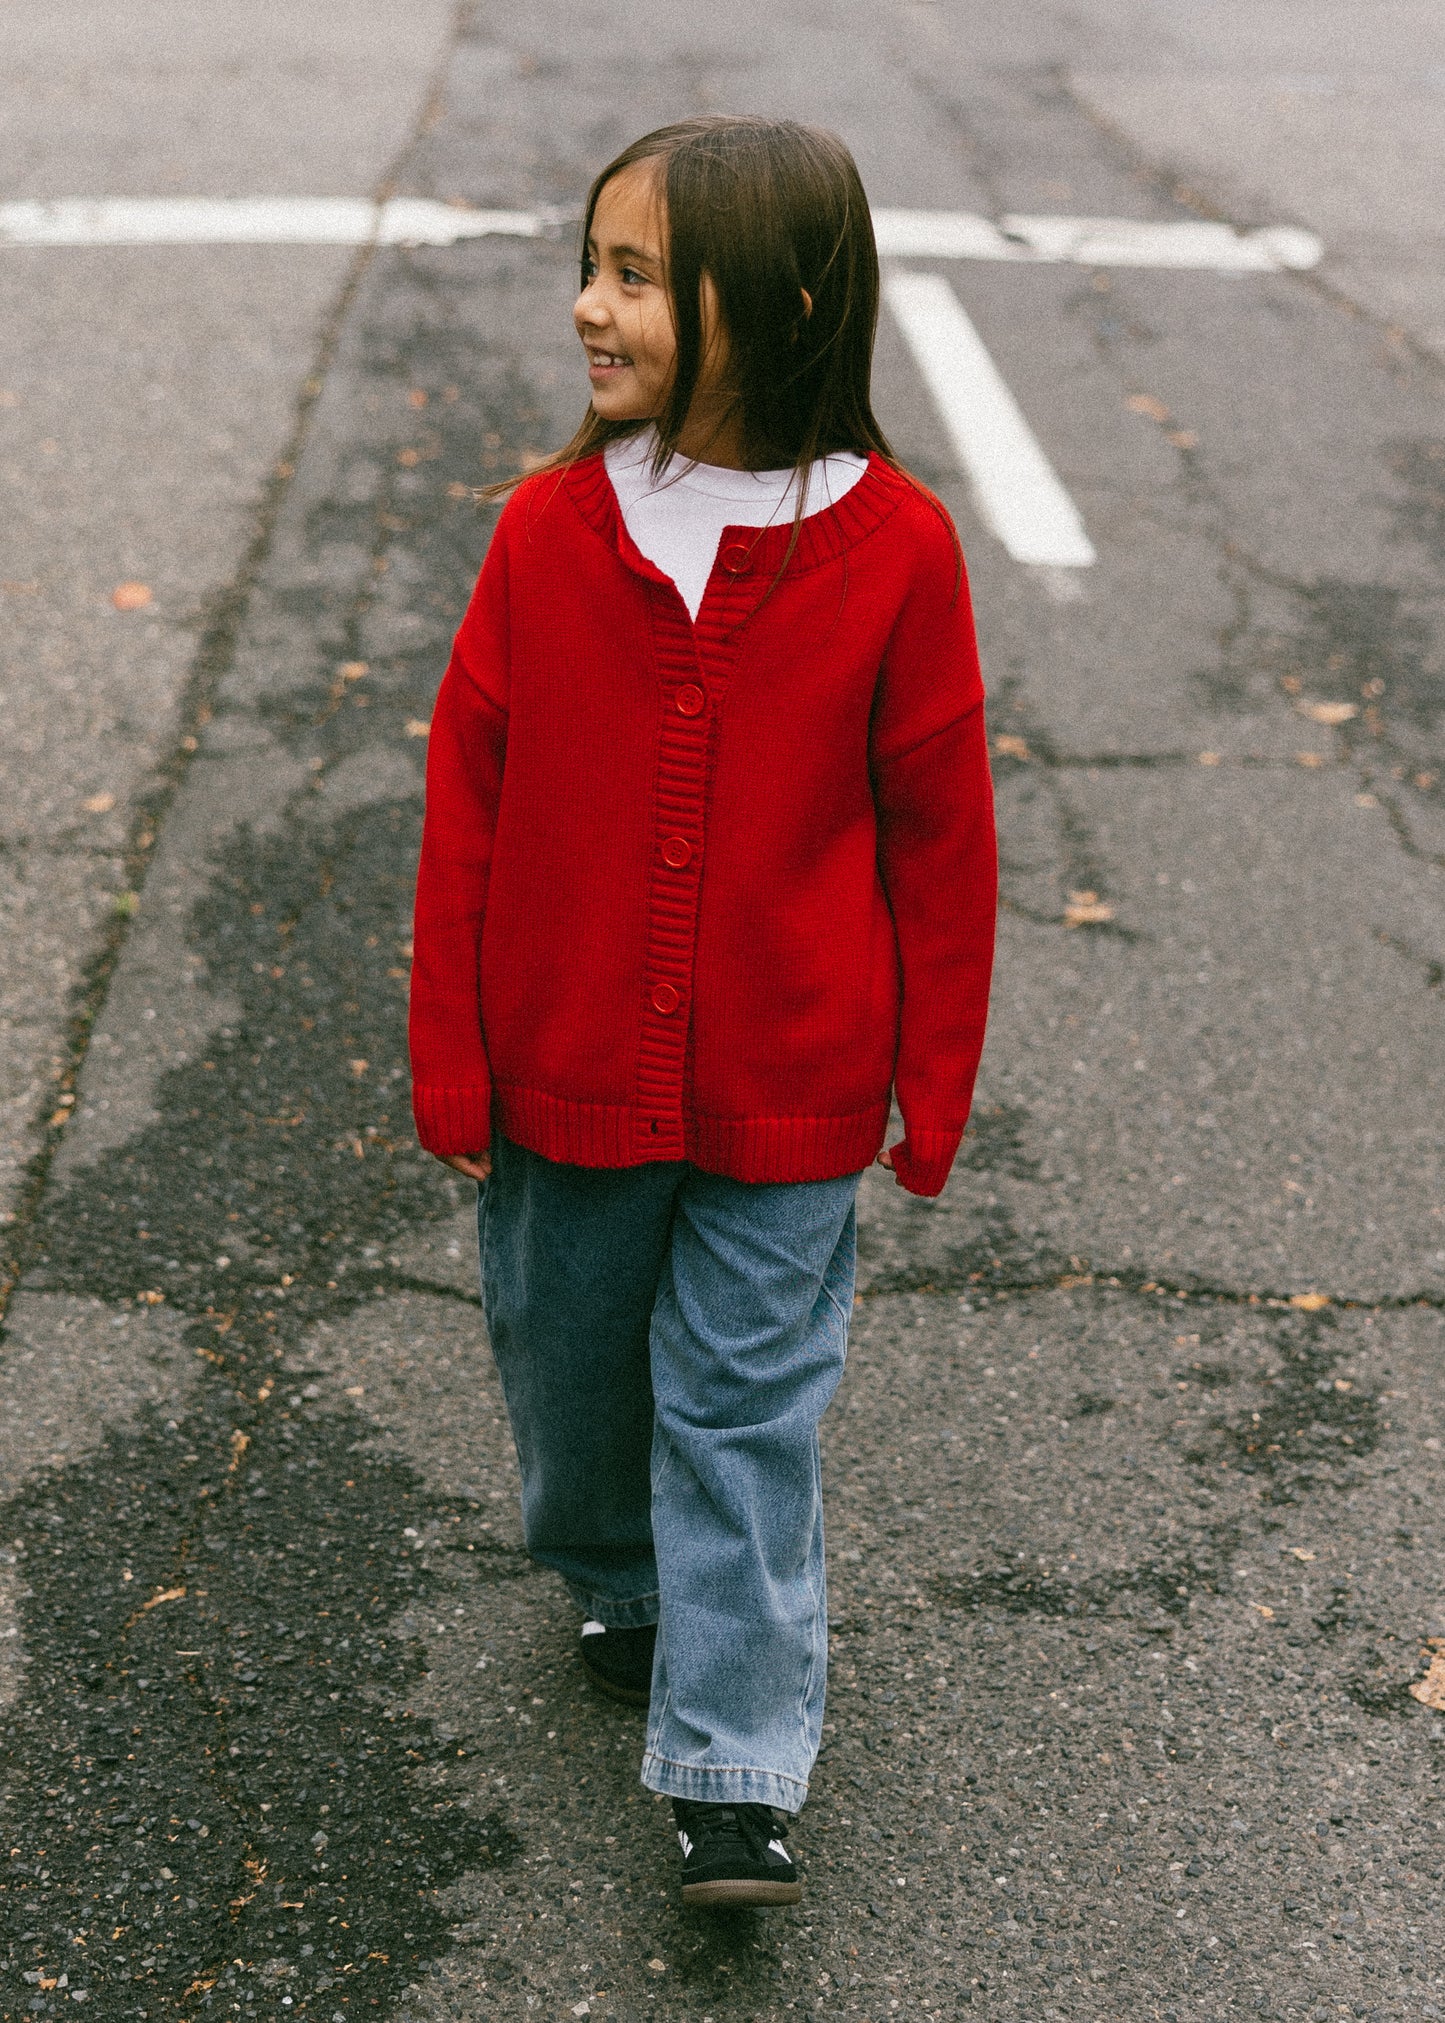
(661, 836, 691, 868)
(675, 683, 705, 716)
(650, 983, 680, 1015)
(719, 542, 751, 575)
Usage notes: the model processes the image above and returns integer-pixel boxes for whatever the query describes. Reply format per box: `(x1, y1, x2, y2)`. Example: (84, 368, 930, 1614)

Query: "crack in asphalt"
(858, 1261, 1445, 1314)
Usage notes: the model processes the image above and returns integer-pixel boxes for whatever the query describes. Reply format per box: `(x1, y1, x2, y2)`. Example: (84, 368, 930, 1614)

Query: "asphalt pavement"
(0, 3, 1443, 2021)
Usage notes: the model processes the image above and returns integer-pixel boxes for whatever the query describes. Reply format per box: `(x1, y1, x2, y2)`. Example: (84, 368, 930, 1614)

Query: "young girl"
(409, 115, 997, 1908)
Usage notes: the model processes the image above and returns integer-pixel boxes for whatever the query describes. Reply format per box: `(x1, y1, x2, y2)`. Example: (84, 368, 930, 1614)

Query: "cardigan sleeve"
(408, 527, 511, 1157)
(870, 508, 998, 1197)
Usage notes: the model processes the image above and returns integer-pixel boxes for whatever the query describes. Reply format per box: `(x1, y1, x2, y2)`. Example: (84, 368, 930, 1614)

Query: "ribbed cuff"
(411, 1081, 492, 1157)
(888, 1126, 963, 1197)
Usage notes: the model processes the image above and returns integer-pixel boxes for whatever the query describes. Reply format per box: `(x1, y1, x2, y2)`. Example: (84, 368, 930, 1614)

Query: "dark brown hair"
(491, 115, 902, 495)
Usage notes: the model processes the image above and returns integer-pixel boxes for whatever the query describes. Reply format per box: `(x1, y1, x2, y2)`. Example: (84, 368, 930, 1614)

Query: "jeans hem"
(563, 1584, 660, 1629)
(639, 1750, 807, 1814)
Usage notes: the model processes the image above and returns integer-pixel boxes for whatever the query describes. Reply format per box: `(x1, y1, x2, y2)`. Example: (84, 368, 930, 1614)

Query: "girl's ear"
(800, 288, 813, 319)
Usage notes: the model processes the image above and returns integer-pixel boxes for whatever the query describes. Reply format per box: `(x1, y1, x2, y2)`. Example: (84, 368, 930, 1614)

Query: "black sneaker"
(579, 1619, 655, 1705)
(673, 1798, 801, 1906)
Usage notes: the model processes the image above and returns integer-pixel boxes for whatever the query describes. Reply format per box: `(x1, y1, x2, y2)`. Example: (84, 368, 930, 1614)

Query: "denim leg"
(478, 1133, 683, 1627)
(640, 1167, 862, 1813)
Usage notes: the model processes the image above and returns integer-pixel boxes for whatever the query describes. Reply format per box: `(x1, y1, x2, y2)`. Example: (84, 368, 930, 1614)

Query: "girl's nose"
(574, 283, 607, 334)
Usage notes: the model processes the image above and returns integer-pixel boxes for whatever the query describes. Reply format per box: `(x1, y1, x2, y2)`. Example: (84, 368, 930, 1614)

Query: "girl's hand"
(437, 1150, 493, 1184)
(875, 1144, 895, 1171)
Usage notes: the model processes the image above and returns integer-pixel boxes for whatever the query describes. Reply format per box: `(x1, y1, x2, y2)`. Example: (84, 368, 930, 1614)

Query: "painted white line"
(871, 210, 1029, 262)
(0, 198, 1323, 270)
(872, 208, 1322, 272)
(884, 270, 1097, 570)
(0, 197, 541, 249)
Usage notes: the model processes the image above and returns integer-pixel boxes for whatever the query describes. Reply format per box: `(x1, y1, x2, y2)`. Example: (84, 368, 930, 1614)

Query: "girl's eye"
(581, 257, 598, 282)
(620, 266, 648, 287)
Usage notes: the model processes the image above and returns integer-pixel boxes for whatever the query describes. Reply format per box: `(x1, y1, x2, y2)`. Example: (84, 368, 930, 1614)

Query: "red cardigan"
(409, 451, 996, 1198)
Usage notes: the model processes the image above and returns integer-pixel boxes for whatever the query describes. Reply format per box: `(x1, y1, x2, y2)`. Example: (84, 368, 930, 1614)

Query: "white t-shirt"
(605, 429, 868, 621)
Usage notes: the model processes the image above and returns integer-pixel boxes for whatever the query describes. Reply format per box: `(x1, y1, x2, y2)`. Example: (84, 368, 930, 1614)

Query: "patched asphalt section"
(0, 1388, 505, 2017)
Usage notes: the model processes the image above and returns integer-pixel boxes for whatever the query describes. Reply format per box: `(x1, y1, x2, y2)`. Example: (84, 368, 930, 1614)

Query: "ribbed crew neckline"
(559, 445, 908, 585)
(604, 429, 867, 508)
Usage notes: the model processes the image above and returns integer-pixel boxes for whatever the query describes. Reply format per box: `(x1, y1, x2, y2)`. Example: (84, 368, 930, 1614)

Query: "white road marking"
(0, 196, 541, 248)
(871, 209, 1322, 271)
(884, 271, 1097, 571)
(2, 196, 1315, 587)
(0, 197, 1322, 271)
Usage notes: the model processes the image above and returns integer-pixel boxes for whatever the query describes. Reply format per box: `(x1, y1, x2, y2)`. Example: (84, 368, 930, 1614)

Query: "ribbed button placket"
(633, 563, 754, 1160)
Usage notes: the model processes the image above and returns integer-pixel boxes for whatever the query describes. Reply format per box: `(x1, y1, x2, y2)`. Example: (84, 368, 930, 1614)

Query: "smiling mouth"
(586, 349, 632, 368)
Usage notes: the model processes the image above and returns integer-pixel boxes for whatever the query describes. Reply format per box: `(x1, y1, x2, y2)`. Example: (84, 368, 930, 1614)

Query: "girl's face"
(575, 160, 740, 463)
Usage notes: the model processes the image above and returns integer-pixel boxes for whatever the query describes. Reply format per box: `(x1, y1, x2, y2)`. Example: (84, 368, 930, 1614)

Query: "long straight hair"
(490, 116, 903, 501)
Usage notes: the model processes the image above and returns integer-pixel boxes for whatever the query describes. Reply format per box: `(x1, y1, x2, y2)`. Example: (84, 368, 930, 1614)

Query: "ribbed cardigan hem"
(494, 1082, 889, 1184)
(414, 1079, 966, 1195)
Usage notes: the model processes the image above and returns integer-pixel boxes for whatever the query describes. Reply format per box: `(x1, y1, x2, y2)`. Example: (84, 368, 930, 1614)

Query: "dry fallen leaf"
(1290, 1292, 1330, 1312)
(1294, 752, 1326, 768)
(397, 447, 422, 467)
(1165, 429, 1199, 449)
(1296, 700, 1357, 725)
(1288, 1548, 1316, 1562)
(1410, 1638, 1445, 1713)
(141, 1585, 186, 1612)
(407, 389, 429, 409)
(1127, 394, 1172, 422)
(1197, 751, 1221, 766)
(111, 581, 152, 611)
(83, 791, 116, 813)
(405, 718, 431, 739)
(136, 1288, 165, 1304)
(1252, 1604, 1275, 1619)
(338, 660, 368, 682)
(994, 734, 1031, 760)
(349, 1058, 369, 1077)
(228, 1429, 249, 1472)
(1064, 891, 1114, 928)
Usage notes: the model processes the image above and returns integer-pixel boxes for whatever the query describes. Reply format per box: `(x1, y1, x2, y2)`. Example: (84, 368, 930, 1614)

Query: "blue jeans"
(477, 1132, 863, 1813)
